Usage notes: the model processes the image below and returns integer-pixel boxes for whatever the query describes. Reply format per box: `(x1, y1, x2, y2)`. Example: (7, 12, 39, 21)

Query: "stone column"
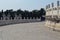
(3, 13, 6, 20)
(14, 14, 17, 20)
(8, 13, 10, 20)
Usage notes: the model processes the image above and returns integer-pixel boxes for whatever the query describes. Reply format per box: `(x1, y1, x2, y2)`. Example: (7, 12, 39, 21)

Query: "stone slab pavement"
(0, 22, 60, 40)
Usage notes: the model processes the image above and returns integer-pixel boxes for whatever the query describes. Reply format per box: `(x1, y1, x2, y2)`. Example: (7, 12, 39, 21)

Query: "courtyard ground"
(0, 22, 60, 40)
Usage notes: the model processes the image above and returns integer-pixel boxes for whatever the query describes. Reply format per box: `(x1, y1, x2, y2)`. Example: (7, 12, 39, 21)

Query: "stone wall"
(0, 18, 41, 26)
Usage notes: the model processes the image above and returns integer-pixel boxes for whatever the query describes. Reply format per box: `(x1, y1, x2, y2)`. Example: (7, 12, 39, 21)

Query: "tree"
(40, 8, 46, 21)
(0, 8, 46, 20)
(0, 10, 3, 20)
(4, 10, 9, 16)
(23, 10, 29, 19)
(16, 9, 23, 16)
(32, 10, 38, 19)
(7, 9, 15, 20)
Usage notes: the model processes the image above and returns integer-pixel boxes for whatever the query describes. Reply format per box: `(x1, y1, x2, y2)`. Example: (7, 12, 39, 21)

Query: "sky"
(0, 0, 58, 11)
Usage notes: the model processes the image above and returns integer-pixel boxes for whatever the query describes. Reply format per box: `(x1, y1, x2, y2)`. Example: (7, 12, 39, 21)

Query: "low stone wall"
(0, 19, 41, 26)
(45, 20, 60, 31)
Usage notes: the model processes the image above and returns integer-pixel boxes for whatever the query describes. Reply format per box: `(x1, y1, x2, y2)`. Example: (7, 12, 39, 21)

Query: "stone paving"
(0, 22, 60, 40)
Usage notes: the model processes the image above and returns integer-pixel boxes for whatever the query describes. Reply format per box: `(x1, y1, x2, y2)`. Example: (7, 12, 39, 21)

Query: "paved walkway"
(0, 22, 60, 40)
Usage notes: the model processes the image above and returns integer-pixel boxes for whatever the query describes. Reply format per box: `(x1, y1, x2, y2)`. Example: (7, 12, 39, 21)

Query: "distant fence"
(0, 18, 41, 26)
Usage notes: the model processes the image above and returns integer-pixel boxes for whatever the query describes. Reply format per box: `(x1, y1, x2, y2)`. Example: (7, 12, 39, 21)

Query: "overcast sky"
(0, 0, 58, 11)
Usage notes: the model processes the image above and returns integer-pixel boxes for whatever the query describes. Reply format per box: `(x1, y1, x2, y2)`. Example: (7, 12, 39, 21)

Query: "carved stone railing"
(46, 15, 60, 23)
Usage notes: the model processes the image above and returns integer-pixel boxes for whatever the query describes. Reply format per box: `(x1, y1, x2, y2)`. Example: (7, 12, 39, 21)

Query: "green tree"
(40, 8, 46, 21)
